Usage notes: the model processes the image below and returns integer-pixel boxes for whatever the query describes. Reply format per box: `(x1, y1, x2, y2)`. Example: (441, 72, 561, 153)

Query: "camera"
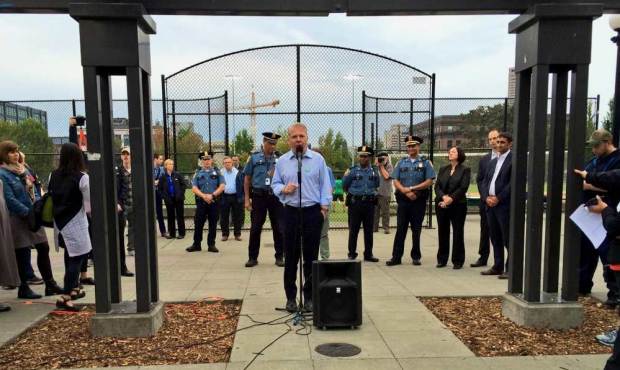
(378, 156, 386, 164)
(75, 116, 86, 127)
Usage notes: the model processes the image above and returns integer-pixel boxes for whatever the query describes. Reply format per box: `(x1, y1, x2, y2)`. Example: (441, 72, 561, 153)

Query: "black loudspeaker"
(312, 259, 362, 329)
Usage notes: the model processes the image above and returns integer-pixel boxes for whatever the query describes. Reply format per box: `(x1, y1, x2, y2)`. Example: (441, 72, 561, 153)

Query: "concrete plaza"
(0, 215, 611, 370)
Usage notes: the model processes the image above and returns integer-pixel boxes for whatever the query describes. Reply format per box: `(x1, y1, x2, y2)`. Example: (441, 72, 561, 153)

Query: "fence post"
(409, 98, 414, 135)
(72, 99, 77, 117)
(224, 91, 230, 156)
(596, 94, 601, 128)
(296, 45, 301, 123)
(375, 99, 379, 148)
(503, 97, 509, 132)
(172, 100, 177, 164)
(161, 75, 169, 159)
(362, 90, 366, 145)
(428, 73, 436, 229)
(207, 98, 212, 152)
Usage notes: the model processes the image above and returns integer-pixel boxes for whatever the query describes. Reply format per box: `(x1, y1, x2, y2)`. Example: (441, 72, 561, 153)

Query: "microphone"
(295, 145, 304, 159)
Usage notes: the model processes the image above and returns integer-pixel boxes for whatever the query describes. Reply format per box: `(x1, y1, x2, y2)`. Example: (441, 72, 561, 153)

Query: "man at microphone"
(271, 123, 332, 313)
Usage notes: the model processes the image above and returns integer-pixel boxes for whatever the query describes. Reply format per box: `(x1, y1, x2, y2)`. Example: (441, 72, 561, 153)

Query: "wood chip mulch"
(0, 300, 241, 369)
(420, 296, 616, 357)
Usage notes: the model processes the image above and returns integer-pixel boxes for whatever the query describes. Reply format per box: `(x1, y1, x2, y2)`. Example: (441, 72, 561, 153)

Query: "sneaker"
(285, 299, 298, 313)
(186, 244, 202, 252)
(207, 245, 219, 253)
(245, 259, 258, 268)
(596, 329, 617, 347)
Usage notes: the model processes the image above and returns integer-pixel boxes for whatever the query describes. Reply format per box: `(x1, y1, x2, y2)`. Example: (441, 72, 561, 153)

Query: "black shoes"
(436, 263, 447, 268)
(27, 276, 44, 285)
(303, 299, 313, 313)
(165, 235, 175, 239)
(207, 245, 219, 253)
(364, 256, 379, 263)
(18, 285, 41, 299)
(80, 277, 96, 286)
(470, 260, 487, 268)
(286, 299, 298, 313)
(44, 280, 64, 296)
(176, 235, 185, 239)
(275, 258, 285, 267)
(186, 244, 202, 252)
(603, 299, 619, 309)
(121, 267, 134, 277)
(0, 303, 10, 312)
(245, 259, 258, 268)
(385, 259, 401, 266)
(412, 259, 422, 266)
(481, 268, 502, 276)
(453, 264, 463, 270)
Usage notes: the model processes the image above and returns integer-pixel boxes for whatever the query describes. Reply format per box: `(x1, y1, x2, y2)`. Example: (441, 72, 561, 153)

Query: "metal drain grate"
(315, 343, 361, 357)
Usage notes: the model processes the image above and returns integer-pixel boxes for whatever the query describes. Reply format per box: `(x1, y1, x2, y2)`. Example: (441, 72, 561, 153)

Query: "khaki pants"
(319, 214, 330, 259)
(373, 195, 390, 232)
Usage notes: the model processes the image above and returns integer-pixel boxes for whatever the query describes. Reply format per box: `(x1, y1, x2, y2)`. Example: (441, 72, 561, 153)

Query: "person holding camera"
(116, 147, 135, 276)
(577, 129, 620, 307)
(344, 145, 380, 262)
(386, 135, 436, 266)
(186, 151, 225, 253)
(374, 151, 393, 234)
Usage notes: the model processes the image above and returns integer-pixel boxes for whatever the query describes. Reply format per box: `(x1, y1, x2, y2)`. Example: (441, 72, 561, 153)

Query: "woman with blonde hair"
(158, 159, 187, 239)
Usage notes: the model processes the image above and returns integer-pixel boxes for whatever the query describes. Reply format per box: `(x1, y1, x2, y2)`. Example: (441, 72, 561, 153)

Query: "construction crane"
(232, 87, 280, 144)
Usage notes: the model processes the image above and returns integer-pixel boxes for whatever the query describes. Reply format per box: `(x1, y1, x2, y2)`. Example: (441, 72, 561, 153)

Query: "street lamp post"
(344, 73, 363, 165)
(224, 74, 242, 150)
(610, 15, 620, 146)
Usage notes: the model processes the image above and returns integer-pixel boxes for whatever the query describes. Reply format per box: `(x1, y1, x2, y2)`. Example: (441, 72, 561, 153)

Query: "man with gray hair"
(272, 122, 332, 313)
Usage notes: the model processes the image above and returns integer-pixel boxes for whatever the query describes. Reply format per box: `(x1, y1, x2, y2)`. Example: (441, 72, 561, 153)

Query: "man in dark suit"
(471, 129, 499, 268)
(480, 132, 512, 279)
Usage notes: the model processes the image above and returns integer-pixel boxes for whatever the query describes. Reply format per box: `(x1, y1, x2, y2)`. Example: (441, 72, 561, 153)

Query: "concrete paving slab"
(226, 360, 313, 370)
(381, 329, 474, 358)
(229, 331, 310, 362)
(399, 357, 492, 370)
(367, 310, 447, 331)
(314, 358, 402, 370)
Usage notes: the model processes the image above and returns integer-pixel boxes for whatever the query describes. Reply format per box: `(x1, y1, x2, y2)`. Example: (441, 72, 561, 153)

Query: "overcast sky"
(0, 13, 617, 111)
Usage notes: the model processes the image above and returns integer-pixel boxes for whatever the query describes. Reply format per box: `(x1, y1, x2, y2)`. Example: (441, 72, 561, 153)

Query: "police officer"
(243, 132, 285, 267)
(344, 145, 380, 262)
(186, 151, 225, 253)
(386, 135, 436, 266)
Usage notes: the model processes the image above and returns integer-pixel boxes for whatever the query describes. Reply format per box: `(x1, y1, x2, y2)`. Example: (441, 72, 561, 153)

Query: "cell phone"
(585, 196, 607, 207)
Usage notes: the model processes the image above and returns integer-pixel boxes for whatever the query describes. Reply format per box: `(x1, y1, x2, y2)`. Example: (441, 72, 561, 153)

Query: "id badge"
(265, 177, 271, 186)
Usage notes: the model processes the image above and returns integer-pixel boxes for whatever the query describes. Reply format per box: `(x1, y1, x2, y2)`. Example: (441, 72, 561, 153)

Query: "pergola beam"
(2, 0, 620, 15)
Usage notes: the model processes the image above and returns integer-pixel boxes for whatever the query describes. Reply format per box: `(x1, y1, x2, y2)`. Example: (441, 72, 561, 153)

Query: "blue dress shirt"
(271, 149, 333, 207)
(222, 167, 238, 194)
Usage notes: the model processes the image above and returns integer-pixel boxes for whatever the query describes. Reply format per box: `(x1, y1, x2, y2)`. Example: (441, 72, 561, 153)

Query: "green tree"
(174, 123, 207, 174)
(317, 128, 352, 172)
(232, 129, 254, 162)
(460, 104, 512, 148)
(274, 126, 290, 155)
(0, 119, 54, 182)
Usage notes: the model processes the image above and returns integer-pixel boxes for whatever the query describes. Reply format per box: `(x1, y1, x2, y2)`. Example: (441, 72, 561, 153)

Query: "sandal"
(70, 289, 86, 301)
(56, 296, 79, 312)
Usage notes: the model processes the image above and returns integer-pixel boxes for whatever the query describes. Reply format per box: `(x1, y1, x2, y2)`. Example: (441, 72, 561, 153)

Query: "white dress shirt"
(489, 150, 510, 196)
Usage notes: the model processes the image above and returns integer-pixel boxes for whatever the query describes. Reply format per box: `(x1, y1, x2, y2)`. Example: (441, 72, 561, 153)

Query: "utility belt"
(395, 189, 429, 204)
(196, 194, 219, 205)
(345, 194, 377, 206)
(251, 187, 273, 197)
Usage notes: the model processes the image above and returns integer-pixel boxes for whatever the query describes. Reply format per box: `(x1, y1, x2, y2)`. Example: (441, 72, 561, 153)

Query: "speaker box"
(312, 259, 362, 329)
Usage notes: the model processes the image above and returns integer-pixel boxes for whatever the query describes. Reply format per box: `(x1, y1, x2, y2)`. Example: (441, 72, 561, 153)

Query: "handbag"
(29, 192, 54, 231)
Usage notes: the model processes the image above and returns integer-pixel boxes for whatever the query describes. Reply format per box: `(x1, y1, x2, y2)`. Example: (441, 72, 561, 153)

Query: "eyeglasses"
(203, 156, 212, 160)
(496, 140, 508, 144)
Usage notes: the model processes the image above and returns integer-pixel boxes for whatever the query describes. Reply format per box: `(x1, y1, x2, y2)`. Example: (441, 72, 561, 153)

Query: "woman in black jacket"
(158, 159, 186, 239)
(575, 168, 620, 370)
(434, 147, 471, 269)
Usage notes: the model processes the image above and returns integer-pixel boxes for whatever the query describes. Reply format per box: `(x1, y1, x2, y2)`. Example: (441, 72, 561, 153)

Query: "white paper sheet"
(569, 205, 607, 249)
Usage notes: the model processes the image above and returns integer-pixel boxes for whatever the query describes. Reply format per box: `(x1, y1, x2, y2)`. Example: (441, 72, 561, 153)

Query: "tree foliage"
(174, 123, 207, 173)
(459, 104, 511, 148)
(232, 129, 254, 163)
(0, 119, 54, 182)
(317, 128, 352, 172)
(603, 98, 614, 133)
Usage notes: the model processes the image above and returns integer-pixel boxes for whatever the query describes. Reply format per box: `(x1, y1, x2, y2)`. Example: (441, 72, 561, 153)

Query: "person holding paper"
(576, 129, 620, 308)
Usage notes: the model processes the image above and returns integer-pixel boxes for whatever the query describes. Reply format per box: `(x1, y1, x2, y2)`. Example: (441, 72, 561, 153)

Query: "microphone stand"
(296, 149, 304, 317)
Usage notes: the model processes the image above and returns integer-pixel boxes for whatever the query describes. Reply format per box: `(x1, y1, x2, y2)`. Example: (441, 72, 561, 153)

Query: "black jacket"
(157, 171, 187, 203)
(481, 151, 512, 208)
(476, 152, 492, 207)
(585, 170, 620, 264)
(434, 164, 471, 205)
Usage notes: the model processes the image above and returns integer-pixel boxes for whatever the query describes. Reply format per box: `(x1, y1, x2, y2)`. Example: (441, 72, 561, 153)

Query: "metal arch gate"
(162, 44, 434, 229)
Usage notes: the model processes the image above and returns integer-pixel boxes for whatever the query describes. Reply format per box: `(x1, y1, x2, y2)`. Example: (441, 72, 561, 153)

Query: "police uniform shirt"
(343, 165, 380, 196)
(243, 151, 277, 189)
(391, 156, 436, 188)
(192, 167, 225, 194)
